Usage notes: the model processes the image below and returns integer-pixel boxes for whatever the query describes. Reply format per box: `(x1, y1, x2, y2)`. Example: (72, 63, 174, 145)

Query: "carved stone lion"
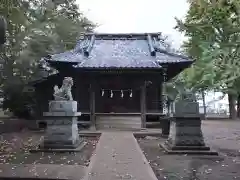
(53, 77, 73, 101)
(180, 89, 197, 102)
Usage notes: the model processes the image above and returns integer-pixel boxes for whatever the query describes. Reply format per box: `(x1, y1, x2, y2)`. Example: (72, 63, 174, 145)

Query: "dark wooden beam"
(140, 82, 147, 128)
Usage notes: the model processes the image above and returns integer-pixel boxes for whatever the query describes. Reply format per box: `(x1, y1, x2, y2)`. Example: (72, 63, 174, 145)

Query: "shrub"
(2, 84, 37, 119)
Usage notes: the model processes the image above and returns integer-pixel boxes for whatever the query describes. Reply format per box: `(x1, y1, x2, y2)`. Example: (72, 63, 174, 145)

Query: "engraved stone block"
(42, 117, 80, 148)
(166, 117, 206, 148)
(49, 101, 77, 112)
(39, 100, 82, 150)
(43, 111, 81, 117)
(173, 101, 199, 117)
(161, 101, 217, 155)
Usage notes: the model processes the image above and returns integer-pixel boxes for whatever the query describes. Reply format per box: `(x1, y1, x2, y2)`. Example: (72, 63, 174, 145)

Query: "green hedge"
(2, 85, 37, 119)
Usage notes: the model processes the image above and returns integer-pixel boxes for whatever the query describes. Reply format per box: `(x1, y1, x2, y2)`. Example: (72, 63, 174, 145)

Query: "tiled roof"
(48, 33, 192, 69)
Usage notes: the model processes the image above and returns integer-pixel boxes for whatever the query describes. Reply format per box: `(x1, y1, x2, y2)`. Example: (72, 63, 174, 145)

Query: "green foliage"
(174, 0, 240, 95)
(0, 0, 95, 118)
(2, 85, 36, 119)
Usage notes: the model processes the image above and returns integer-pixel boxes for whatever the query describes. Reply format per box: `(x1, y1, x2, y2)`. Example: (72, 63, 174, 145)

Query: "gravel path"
(137, 120, 240, 180)
(0, 129, 99, 179)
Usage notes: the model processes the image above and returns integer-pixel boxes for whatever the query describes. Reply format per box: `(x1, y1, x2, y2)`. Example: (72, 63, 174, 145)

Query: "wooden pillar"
(90, 83, 96, 130)
(140, 82, 146, 128)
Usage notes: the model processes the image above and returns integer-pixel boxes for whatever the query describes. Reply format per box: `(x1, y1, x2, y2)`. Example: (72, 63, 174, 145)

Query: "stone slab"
(160, 143, 218, 155)
(41, 115, 80, 150)
(43, 111, 81, 117)
(172, 101, 200, 117)
(30, 141, 87, 153)
(133, 132, 162, 138)
(43, 127, 79, 148)
(41, 139, 82, 149)
(167, 118, 206, 147)
(164, 141, 210, 150)
(78, 132, 102, 137)
(49, 100, 77, 112)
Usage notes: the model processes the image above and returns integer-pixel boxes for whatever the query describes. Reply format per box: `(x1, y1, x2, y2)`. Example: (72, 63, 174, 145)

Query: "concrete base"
(78, 132, 102, 137)
(30, 141, 87, 153)
(161, 118, 170, 136)
(160, 142, 218, 155)
(90, 125, 96, 131)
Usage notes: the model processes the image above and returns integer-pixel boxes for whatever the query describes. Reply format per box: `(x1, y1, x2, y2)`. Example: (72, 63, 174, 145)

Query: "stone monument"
(161, 90, 218, 155)
(36, 77, 83, 151)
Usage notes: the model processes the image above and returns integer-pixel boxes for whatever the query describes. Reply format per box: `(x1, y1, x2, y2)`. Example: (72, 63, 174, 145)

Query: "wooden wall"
(33, 70, 163, 117)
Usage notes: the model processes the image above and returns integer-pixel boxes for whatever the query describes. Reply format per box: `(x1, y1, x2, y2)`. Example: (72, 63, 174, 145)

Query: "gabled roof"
(46, 33, 192, 70)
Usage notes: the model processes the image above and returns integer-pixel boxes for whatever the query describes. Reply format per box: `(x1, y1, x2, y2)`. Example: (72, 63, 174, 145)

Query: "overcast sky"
(76, 0, 189, 48)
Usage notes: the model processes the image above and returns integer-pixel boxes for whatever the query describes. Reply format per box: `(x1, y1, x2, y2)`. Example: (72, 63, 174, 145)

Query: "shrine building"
(31, 33, 193, 130)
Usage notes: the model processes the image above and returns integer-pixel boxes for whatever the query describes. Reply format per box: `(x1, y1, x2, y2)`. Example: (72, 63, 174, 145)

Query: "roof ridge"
(79, 32, 163, 40)
(155, 48, 190, 60)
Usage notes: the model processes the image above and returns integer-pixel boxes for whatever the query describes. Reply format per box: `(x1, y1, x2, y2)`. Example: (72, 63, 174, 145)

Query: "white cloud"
(76, 0, 189, 48)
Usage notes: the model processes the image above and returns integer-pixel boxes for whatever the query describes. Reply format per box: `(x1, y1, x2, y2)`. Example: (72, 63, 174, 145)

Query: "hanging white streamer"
(101, 89, 104, 96)
(130, 90, 133, 98)
(121, 90, 124, 98)
(110, 90, 113, 98)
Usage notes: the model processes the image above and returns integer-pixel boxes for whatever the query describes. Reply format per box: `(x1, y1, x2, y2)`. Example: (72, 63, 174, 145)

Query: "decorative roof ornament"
(147, 34, 156, 56)
(84, 35, 95, 57)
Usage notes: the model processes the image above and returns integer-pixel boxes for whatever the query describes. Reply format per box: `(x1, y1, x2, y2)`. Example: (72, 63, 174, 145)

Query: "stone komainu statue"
(180, 89, 197, 102)
(53, 77, 73, 101)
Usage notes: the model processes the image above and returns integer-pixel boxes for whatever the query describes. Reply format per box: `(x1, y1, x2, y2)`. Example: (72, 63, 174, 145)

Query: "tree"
(0, 16, 7, 45)
(0, 0, 95, 117)
(175, 0, 240, 119)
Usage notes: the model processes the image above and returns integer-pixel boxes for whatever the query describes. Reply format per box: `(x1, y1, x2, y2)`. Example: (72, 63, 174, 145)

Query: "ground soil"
(137, 120, 240, 180)
(0, 129, 99, 166)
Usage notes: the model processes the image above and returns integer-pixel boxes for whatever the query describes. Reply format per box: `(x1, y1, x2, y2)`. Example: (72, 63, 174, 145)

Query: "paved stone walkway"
(83, 132, 157, 180)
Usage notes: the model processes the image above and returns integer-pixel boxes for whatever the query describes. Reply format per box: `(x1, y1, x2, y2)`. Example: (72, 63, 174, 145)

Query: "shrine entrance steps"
(96, 115, 142, 130)
(83, 132, 157, 180)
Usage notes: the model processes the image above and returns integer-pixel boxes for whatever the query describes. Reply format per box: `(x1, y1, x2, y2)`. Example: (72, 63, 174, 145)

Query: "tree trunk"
(228, 93, 237, 120)
(237, 94, 240, 118)
(201, 90, 207, 118)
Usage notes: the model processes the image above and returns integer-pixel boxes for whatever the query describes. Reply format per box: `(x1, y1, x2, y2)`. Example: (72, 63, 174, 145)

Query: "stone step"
(97, 116, 140, 121)
(96, 119, 141, 125)
(96, 116, 141, 130)
(96, 125, 141, 130)
(96, 122, 141, 128)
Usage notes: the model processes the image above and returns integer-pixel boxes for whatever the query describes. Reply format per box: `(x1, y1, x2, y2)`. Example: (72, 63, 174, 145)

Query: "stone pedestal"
(35, 101, 83, 152)
(160, 117, 170, 137)
(161, 101, 218, 155)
